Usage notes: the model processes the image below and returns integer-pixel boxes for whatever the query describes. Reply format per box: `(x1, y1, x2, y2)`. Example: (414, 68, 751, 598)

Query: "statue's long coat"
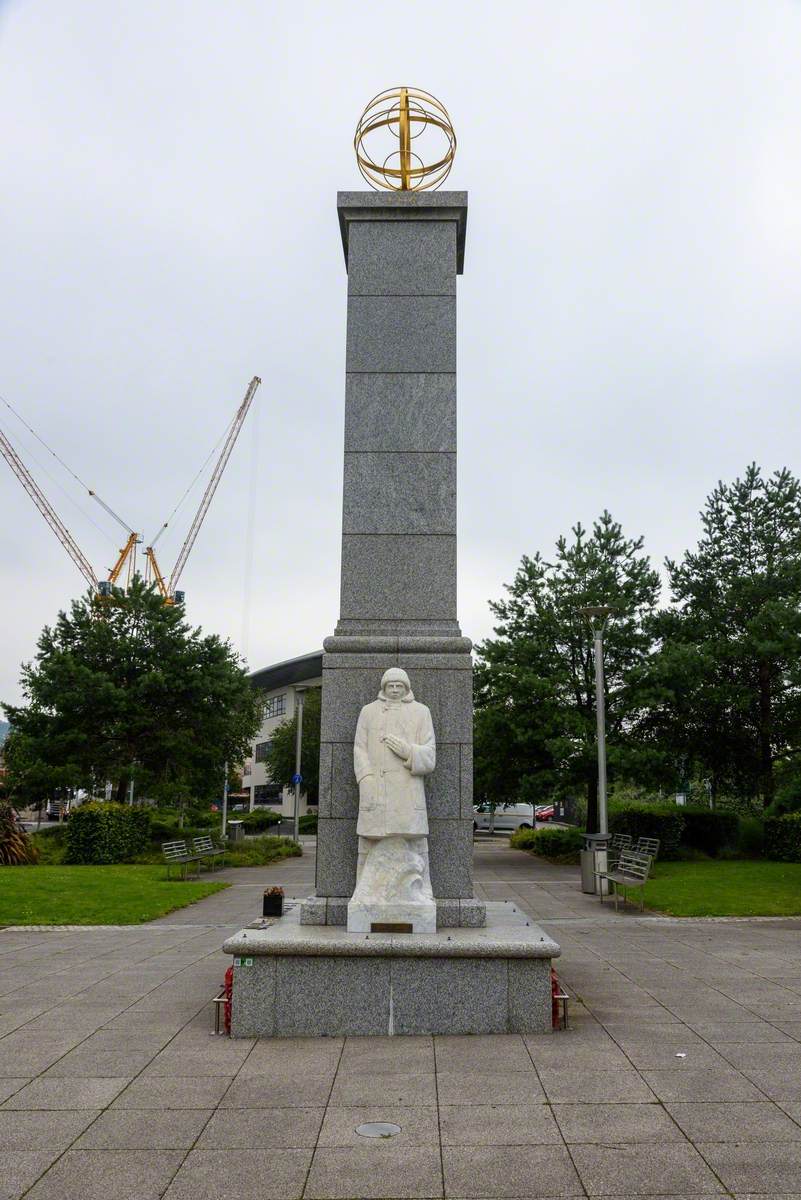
(353, 695, 436, 838)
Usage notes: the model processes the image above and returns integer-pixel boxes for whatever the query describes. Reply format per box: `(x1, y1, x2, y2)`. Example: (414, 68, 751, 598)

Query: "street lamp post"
(576, 606, 616, 837)
(292, 689, 307, 843)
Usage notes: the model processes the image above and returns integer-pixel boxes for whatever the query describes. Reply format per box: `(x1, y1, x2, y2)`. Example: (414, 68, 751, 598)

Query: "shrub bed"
(299, 812, 318, 834)
(223, 835, 302, 867)
(66, 803, 151, 865)
(765, 812, 801, 862)
(510, 824, 583, 863)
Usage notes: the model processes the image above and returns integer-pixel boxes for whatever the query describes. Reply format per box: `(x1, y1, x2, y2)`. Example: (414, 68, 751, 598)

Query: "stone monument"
(224, 88, 559, 1036)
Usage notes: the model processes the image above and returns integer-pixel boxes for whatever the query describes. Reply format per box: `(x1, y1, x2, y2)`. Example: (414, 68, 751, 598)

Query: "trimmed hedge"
(608, 803, 684, 859)
(510, 824, 583, 863)
(680, 807, 740, 857)
(66, 802, 151, 865)
(240, 808, 281, 831)
(299, 812, 318, 834)
(765, 812, 801, 862)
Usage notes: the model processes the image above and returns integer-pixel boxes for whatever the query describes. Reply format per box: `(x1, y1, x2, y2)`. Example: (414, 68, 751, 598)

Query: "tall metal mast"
(167, 376, 261, 596)
(0, 427, 98, 592)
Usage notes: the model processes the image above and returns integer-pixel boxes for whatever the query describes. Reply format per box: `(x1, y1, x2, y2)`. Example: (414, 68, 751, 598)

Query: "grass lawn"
(644, 860, 801, 917)
(0, 865, 229, 926)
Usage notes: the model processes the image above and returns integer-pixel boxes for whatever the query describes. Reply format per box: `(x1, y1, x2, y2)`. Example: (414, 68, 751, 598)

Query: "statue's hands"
(384, 734, 411, 762)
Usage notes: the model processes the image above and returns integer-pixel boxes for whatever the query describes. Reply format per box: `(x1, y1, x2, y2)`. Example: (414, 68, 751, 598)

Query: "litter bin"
(227, 820, 244, 843)
(580, 832, 609, 895)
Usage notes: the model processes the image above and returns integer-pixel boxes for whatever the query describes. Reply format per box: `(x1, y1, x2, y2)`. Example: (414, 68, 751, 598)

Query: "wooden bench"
(597, 849, 654, 911)
(162, 839, 203, 880)
(193, 835, 225, 871)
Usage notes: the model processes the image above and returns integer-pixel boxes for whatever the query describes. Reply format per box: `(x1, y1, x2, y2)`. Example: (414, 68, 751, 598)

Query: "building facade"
(242, 651, 322, 815)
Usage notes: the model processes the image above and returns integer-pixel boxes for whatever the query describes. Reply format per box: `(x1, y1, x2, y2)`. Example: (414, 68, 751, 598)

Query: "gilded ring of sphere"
(354, 87, 456, 192)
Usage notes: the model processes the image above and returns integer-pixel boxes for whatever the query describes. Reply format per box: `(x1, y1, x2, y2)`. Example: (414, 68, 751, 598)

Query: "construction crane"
(1, 424, 144, 598)
(0, 426, 100, 592)
(144, 375, 261, 604)
(1, 374, 260, 606)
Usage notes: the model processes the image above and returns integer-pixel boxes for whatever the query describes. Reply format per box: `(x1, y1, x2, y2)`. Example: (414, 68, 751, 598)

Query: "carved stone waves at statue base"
(347, 668, 437, 934)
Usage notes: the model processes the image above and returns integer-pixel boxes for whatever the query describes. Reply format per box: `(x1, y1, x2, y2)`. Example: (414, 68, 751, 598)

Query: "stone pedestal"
(224, 904, 560, 1037)
(310, 192, 480, 926)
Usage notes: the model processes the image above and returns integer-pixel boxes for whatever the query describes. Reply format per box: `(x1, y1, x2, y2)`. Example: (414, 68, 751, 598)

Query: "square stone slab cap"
(337, 191, 468, 274)
(223, 902, 560, 961)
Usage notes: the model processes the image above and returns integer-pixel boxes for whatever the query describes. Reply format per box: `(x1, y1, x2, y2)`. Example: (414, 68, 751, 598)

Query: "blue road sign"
(292, 773, 303, 785)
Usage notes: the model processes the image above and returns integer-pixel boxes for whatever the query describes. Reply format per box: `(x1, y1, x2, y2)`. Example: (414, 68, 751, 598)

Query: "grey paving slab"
(666, 1100, 801, 1141)
(538, 1066, 657, 1104)
(436, 1070, 544, 1105)
(73, 1108, 213, 1149)
(197, 1106, 324, 1148)
(553, 1101, 687, 1143)
(318, 1104, 439, 1146)
(339, 1036, 434, 1073)
(697, 1141, 801, 1193)
(305, 1144, 443, 1199)
(0, 1108, 100, 1150)
(640, 1067, 765, 1103)
(329, 1071, 437, 1107)
(220, 1072, 334, 1108)
(0, 1150, 60, 1200)
(2, 1076, 129, 1109)
(570, 1142, 724, 1195)
(41, 1048, 154, 1077)
(0, 1080, 30, 1105)
(164, 1147, 312, 1199)
(442, 1144, 581, 1198)
(111, 1075, 231, 1109)
(25, 1148, 184, 1200)
(439, 1102, 561, 1146)
(434, 1034, 528, 1072)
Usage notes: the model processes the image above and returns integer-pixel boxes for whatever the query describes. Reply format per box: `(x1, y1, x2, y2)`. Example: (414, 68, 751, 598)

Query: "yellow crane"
(0, 377, 261, 607)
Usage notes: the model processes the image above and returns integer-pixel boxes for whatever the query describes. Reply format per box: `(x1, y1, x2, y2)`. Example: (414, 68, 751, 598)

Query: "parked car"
(535, 804, 555, 821)
(473, 802, 536, 833)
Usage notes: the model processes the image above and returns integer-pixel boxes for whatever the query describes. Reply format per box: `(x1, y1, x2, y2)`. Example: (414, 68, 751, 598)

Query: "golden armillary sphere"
(354, 87, 456, 192)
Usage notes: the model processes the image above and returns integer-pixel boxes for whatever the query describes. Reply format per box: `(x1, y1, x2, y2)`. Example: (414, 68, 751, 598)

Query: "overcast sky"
(2, 1, 800, 706)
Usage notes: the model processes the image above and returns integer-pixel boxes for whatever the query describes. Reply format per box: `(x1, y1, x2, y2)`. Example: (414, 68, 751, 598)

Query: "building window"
(263, 693, 286, 719)
(243, 760, 252, 777)
(254, 740, 273, 764)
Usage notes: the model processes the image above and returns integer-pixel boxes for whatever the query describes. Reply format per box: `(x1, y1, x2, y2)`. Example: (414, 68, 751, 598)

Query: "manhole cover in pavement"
(356, 1122, 401, 1139)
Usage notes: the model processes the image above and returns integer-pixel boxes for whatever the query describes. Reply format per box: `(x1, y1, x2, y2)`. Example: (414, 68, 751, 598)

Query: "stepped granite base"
(223, 902, 560, 1038)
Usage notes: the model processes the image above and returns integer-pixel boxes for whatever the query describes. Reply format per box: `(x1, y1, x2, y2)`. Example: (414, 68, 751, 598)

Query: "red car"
(535, 805, 555, 822)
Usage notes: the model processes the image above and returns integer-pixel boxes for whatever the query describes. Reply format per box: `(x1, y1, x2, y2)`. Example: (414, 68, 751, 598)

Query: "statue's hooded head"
(378, 667, 414, 703)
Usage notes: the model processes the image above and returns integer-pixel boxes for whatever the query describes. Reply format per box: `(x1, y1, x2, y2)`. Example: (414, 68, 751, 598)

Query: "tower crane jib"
(0, 427, 98, 592)
(167, 376, 261, 596)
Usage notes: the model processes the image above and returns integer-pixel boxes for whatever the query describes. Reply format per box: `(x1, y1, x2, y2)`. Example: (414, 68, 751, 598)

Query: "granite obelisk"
(303, 191, 484, 928)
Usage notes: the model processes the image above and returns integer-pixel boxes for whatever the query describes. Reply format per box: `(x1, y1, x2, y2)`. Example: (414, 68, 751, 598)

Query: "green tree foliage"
(642, 466, 801, 809)
(3, 577, 263, 806)
(263, 687, 321, 804)
(475, 512, 661, 832)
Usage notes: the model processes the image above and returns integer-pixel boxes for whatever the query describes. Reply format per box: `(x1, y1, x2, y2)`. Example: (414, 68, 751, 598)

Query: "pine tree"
(646, 465, 801, 807)
(475, 512, 661, 832)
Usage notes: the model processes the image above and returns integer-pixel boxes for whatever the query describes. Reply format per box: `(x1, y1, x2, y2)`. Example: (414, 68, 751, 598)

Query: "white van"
(473, 802, 536, 833)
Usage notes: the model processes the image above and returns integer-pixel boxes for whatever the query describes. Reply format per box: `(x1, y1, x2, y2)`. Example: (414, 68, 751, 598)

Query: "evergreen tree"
(475, 512, 661, 832)
(644, 465, 801, 807)
(4, 577, 263, 805)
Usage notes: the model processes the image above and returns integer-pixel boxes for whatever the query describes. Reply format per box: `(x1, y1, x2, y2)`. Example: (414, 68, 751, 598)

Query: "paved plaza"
(2, 843, 801, 1198)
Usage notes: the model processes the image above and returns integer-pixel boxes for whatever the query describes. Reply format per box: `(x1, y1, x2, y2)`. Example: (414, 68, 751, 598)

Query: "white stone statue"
(347, 667, 437, 933)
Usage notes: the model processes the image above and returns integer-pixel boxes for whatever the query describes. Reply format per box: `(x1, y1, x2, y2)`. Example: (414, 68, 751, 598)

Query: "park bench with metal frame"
(192, 835, 226, 871)
(162, 839, 203, 880)
(634, 836, 660, 858)
(597, 849, 654, 911)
